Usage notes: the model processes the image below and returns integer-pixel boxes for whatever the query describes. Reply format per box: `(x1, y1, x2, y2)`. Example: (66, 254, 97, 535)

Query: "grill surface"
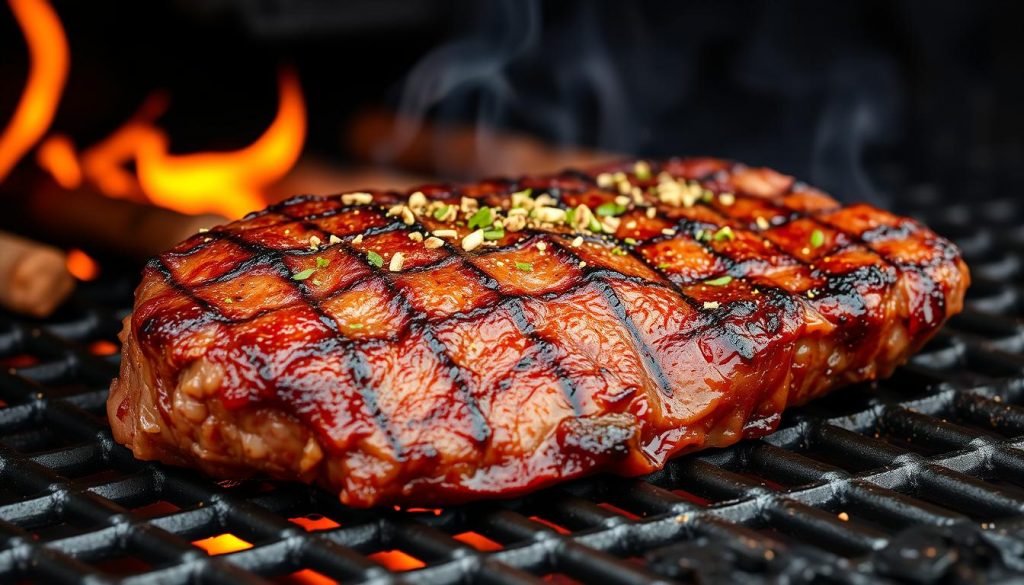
(1, 189, 1024, 584)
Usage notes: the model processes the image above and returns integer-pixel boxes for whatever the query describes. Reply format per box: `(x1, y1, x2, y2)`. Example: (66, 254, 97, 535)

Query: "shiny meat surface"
(107, 158, 969, 507)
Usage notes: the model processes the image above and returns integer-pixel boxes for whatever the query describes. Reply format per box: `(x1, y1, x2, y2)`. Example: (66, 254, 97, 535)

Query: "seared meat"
(107, 158, 969, 507)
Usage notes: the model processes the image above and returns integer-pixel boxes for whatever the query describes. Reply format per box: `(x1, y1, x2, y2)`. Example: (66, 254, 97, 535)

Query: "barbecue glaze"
(108, 158, 969, 507)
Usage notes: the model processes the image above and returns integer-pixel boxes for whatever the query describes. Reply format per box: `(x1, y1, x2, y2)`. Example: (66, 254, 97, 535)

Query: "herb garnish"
(367, 251, 384, 268)
(712, 226, 735, 242)
(467, 207, 493, 230)
(596, 202, 626, 217)
(432, 205, 454, 220)
(483, 226, 505, 240)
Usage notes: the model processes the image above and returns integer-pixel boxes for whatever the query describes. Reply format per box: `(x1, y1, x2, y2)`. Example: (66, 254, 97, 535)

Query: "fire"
(135, 68, 306, 218)
(0, 0, 69, 182)
(69, 69, 306, 218)
(3, 0, 306, 219)
(36, 134, 80, 189)
(78, 93, 168, 201)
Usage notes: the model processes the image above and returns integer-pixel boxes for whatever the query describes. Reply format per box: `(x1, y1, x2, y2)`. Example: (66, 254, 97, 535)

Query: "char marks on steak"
(107, 158, 969, 507)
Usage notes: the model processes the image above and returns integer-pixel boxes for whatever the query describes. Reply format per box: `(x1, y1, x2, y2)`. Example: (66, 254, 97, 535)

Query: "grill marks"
(128, 157, 968, 506)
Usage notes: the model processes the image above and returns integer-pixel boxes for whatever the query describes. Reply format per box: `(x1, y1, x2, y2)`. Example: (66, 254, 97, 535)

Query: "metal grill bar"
(1, 190, 1024, 584)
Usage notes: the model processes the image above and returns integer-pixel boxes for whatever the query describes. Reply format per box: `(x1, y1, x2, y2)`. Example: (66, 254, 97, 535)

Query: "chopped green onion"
(316, 256, 330, 268)
(510, 188, 533, 206)
(367, 251, 384, 268)
(564, 207, 576, 226)
(624, 237, 638, 245)
(705, 275, 733, 286)
(588, 217, 604, 233)
(483, 227, 505, 240)
(657, 263, 670, 269)
(467, 207, 493, 230)
(311, 278, 323, 286)
(611, 247, 627, 256)
(349, 323, 364, 330)
(515, 261, 533, 272)
(810, 229, 825, 248)
(596, 202, 626, 217)
(712, 226, 735, 242)
(432, 205, 454, 220)
(695, 229, 711, 242)
(292, 268, 317, 281)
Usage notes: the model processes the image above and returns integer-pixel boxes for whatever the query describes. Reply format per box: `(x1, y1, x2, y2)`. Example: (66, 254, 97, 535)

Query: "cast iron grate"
(2, 191, 1024, 584)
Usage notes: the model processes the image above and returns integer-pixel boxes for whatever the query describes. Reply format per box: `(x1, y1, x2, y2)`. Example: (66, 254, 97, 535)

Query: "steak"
(107, 158, 969, 507)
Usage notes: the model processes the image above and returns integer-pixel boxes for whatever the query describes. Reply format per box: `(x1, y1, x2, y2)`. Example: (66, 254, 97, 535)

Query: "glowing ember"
(402, 507, 442, 516)
(367, 550, 425, 571)
(35, 134, 80, 188)
(65, 248, 99, 281)
(289, 514, 340, 532)
(88, 340, 118, 356)
(0, 0, 69, 182)
(453, 531, 502, 551)
(192, 533, 253, 555)
(528, 516, 571, 534)
(285, 569, 337, 585)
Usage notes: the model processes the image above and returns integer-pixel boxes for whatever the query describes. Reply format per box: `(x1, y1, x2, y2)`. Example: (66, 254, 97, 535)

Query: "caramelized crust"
(108, 158, 969, 507)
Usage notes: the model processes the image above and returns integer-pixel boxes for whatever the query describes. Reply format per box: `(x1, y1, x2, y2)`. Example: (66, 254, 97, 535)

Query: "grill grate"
(2, 191, 1024, 584)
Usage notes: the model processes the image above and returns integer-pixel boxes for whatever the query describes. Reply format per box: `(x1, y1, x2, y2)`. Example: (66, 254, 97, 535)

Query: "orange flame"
(15, 1, 306, 220)
(63, 69, 305, 218)
(0, 0, 68, 182)
(36, 134, 80, 188)
(136, 68, 306, 218)
(79, 93, 169, 201)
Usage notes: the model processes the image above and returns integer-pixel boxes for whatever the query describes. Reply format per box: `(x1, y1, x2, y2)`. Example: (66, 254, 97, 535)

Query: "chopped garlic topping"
(341, 192, 374, 205)
(462, 229, 485, 252)
(389, 252, 405, 272)
(408, 191, 427, 210)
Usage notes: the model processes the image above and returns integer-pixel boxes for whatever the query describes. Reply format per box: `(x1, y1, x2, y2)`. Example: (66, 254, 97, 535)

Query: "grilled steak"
(108, 158, 969, 507)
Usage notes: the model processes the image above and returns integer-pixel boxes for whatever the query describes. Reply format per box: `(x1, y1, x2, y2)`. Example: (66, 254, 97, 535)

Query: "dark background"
(1, 0, 1021, 206)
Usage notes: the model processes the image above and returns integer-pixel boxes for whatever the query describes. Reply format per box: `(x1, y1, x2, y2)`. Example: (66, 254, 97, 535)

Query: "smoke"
(384, 0, 908, 203)
(381, 1, 540, 173)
